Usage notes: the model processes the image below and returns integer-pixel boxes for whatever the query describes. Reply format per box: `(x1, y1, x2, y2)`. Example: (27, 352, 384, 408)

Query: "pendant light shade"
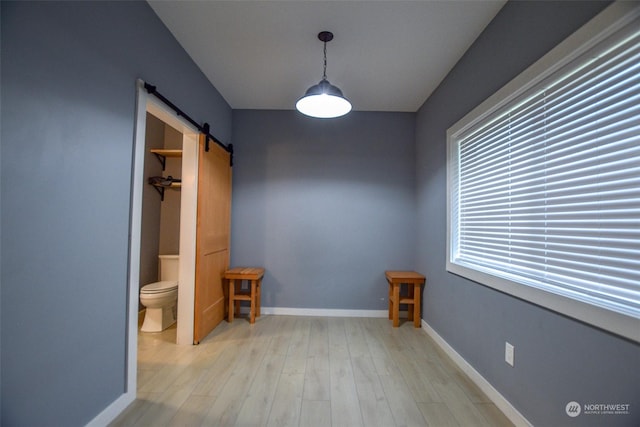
(296, 78, 352, 118)
(296, 31, 352, 118)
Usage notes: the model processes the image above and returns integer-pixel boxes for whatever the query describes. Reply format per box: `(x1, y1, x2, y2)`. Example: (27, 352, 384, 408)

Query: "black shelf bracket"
(152, 152, 167, 171)
(151, 184, 166, 201)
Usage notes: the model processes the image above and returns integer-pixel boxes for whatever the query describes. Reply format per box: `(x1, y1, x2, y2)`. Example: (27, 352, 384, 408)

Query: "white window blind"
(447, 4, 640, 341)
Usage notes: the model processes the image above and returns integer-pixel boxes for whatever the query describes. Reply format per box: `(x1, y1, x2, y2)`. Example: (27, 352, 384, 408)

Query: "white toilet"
(140, 255, 179, 332)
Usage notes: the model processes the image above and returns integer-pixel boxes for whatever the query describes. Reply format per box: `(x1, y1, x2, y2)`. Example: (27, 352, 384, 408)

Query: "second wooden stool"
(385, 270, 426, 328)
(224, 267, 265, 324)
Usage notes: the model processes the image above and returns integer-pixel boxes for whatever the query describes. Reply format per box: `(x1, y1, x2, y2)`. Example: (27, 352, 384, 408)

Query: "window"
(447, 2, 640, 342)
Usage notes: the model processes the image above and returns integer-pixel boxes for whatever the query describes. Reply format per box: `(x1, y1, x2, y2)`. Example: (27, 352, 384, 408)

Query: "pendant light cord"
(323, 40, 328, 80)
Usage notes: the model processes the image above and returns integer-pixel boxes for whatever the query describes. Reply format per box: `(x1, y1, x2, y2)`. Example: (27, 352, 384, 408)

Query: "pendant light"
(296, 31, 352, 118)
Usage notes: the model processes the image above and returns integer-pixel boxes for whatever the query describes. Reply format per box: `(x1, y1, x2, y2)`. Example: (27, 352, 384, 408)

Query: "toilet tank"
(158, 255, 179, 282)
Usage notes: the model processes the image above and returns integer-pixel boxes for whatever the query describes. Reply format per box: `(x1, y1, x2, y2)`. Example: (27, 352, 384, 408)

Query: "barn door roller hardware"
(144, 82, 234, 165)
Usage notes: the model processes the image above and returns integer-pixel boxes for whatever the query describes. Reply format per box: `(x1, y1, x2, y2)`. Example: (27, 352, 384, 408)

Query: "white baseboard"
(239, 306, 388, 318)
(421, 320, 532, 427)
(85, 390, 135, 427)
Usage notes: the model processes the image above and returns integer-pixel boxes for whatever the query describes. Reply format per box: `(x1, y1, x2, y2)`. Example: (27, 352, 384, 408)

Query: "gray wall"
(416, 1, 640, 426)
(231, 110, 416, 310)
(0, 1, 231, 425)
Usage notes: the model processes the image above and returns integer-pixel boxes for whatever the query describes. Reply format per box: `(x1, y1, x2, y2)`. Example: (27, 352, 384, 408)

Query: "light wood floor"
(110, 315, 513, 427)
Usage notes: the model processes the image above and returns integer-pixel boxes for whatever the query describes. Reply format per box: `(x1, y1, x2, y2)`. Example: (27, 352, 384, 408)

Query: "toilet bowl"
(140, 255, 179, 332)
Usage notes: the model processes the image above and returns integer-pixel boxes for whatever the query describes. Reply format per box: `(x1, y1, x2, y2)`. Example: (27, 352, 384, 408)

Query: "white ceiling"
(149, 0, 506, 112)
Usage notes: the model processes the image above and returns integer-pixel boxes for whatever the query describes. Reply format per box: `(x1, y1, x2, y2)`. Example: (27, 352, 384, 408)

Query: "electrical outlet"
(505, 342, 515, 367)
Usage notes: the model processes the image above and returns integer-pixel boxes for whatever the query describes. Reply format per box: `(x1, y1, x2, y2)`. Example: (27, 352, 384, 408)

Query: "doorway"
(129, 77, 232, 372)
(140, 92, 199, 346)
(125, 81, 200, 396)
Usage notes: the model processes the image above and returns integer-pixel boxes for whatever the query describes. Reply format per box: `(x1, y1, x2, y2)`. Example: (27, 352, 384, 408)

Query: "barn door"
(193, 134, 231, 344)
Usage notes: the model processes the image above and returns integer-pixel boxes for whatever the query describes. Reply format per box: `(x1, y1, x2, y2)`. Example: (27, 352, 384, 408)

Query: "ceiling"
(148, 1, 506, 113)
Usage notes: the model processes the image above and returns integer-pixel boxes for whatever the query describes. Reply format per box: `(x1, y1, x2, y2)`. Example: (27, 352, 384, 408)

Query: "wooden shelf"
(151, 182, 181, 189)
(150, 149, 182, 157)
(150, 149, 182, 170)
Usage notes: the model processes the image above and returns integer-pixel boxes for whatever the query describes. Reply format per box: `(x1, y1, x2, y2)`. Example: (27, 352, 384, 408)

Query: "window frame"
(446, 1, 640, 343)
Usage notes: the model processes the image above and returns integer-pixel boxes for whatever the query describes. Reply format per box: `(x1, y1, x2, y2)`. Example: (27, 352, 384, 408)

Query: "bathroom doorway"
(138, 113, 182, 330)
(129, 82, 199, 348)
(128, 81, 232, 399)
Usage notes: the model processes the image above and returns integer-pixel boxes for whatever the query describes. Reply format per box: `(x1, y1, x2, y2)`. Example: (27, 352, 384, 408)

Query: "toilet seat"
(141, 280, 178, 294)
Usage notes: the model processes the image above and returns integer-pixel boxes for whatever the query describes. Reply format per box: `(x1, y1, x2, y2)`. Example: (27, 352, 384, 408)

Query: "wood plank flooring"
(110, 316, 513, 427)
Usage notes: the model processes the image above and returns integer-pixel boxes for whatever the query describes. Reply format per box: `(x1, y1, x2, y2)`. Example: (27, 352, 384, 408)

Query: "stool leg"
(388, 281, 393, 320)
(413, 284, 421, 328)
(228, 279, 235, 323)
(250, 280, 256, 324)
(235, 301, 241, 317)
(256, 279, 262, 317)
(392, 283, 400, 327)
(407, 283, 414, 322)
(234, 280, 241, 317)
(224, 279, 229, 318)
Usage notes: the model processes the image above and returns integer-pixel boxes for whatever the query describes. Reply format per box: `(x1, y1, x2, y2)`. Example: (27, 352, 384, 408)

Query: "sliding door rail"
(143, 82, 233, 164)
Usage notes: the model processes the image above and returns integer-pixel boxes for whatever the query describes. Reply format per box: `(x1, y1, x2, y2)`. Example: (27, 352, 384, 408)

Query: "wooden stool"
(224, 267, 265, 324)
(385, 271, 425, 328)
